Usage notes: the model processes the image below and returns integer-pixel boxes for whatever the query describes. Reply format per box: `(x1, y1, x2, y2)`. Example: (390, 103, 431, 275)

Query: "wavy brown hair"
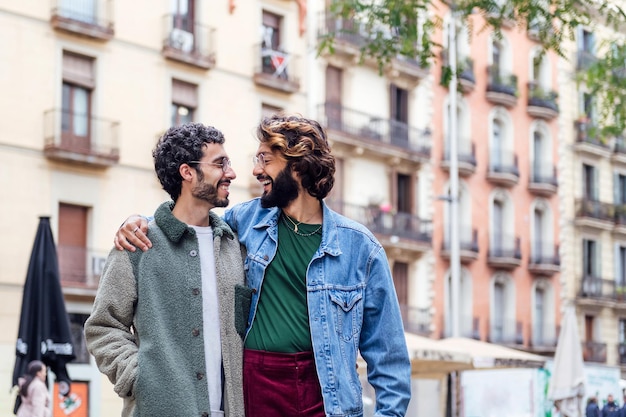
(257, 114, 335, 199)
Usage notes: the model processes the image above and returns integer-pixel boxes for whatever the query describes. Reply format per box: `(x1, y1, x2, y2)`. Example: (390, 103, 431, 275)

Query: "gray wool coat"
(85, 201, 245, 417)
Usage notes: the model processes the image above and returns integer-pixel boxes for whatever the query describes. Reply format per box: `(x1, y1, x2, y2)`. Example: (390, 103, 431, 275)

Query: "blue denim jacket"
(224, 198, 411, 417)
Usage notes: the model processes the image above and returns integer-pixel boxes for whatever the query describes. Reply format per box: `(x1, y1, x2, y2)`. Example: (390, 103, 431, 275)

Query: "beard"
(192, 179, 229, 208)
(260, 166, 300, 209)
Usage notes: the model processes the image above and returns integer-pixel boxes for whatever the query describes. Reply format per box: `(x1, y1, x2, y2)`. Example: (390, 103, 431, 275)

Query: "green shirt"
(245, 214, 322, 352)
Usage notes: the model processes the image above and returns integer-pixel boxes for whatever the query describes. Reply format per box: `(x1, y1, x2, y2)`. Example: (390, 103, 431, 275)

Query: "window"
(616, 245, 626, 288)
(616, 173, 626, 204)
(325, 66, 343, 129)
(493, 199, 504, 251)
(583, 164, 598, 200)
(390, 84, 409, 143)
(581, 29, 595, 54)
(534, 287, 545, 345)
(582, 92, 595, 123)
(534, 207, 544, 257)
(69, 313, 91, 364)
(396, 173, 412, 214)
(493, 282, 505, 342)
(261, 103, 282, 120)
(62, 52, 94, 151)
(492, 119, 504, 169)
(171, 79, 197, 126)
(261, 11, 284, 77)
(583, 239, 599, 278)
(58, 203, 89, 285)
(393, 262, 409, 307)
(532, 131, 543, 180)
(172, 0, 194, 33)
(60, 0, 97, 23)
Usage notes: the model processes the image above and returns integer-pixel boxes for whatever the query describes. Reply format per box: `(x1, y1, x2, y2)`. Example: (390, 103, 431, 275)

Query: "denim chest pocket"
(329, 287, 363, 341)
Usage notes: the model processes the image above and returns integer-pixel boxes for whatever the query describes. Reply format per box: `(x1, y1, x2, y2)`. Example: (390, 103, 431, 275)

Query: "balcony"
(489, 317, 523, 345)
(486, 65, 518, 108)
(58, 245, 109, 298)
(577, 50, 597, 71)
(528, 243, 560, 276)
(318, 102, 431, 163)
(50, 0, 114, 41)
(486, 152, 519, 187)
(441, 141, 476, 176)
(573, 119, 611, 158)
(488, 236, 521, 270)
(582, 341, 606, 363)
(440, 228, 479, 263)
(442, 315, 481, 340)
(317, 11, 429, 85)
(619, 343, 626, 365)
(161, 15, 216, 70)
(574, 199, 614, 230)
(528, 166, 558, 196)
(612, 136, 626, 165)
(400, 304, 431, 335)
(578, 276, 626, 308)
(326, 199, 432, 255)
(529, 324, 558, 353)
(253, 44, 301, 94)
(615, 204, 626, 234)
(44, 109, 119, 167)
(441, 50, 476, 93)
(526, 82, 558, 120)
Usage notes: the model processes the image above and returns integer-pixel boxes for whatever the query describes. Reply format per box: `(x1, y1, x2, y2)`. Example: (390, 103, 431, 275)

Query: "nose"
(225, 165, 236, 179)
(252, 163, 263, 176)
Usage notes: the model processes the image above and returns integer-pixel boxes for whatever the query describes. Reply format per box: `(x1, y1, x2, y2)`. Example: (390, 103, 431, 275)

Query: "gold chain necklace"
(282, 214, 322, 237)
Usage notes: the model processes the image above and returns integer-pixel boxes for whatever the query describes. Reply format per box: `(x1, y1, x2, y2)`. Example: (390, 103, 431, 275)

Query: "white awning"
(436, 337, 547, 369)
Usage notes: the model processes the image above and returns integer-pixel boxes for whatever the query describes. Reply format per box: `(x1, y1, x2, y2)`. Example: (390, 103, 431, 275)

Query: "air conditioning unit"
(170, 28, 194, 53)
(91, 255, 107, 277)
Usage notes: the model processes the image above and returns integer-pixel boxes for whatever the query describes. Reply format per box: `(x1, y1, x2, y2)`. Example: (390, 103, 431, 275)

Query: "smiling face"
(253, 144, 300, 209)
(191, 143, 236, 208)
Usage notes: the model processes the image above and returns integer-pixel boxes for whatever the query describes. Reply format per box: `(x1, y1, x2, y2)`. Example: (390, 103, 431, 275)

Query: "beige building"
(559, 14, 626, 377)
(0, 0, 308, 414)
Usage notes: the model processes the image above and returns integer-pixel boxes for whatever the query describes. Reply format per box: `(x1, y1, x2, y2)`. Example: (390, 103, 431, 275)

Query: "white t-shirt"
(191, 225, 223, 415)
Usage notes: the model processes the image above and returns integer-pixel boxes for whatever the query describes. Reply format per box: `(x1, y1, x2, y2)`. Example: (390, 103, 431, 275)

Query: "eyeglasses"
(188, 157, 232, 173)
(252, 153, 266, 168)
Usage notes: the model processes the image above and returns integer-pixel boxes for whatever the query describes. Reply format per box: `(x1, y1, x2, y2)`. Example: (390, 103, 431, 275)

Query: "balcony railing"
(44, 108, 119, 167)
(529, 243, 560, 275)
(618, 343, 626, 365)
(527, 82, 558, 119)
(50, 0, 114, 40)
(583, 341, 606, 363)
(580, 275, 616, 300)
(400, 304, 430, 335)
(575, 198, 614, 223)
(615, 204, 626, 226)
(441, 50, 475, 92)
(326, 199, 432, 244)
(441, 227, 479, 263)
(317, 10, 366, 48)
(488, 235, 522, 269)
(161, 15, 216, 69)
(489, 316, 520, 345)
(577, 50, 597, 71)
(574, 119, 607, 147)
(530, 323, 558, 349)
(489, 152, 519, 176)
(486, 65, 518, 107)
(319, 102, 432, 157)
(530, 166, 557, 186)
(253, 44, 301, 93)
(58, 245, 109, 289)
(443, 315, 481, 339)
(442, 141, 476, 167)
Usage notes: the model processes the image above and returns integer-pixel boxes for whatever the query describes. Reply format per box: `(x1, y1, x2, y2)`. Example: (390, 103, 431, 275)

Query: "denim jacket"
(224, 198, 411, 417)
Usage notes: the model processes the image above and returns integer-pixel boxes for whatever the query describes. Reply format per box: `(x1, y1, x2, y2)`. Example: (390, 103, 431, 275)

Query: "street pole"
(448, 8, 461, 417)
(448, 7, 461, 341)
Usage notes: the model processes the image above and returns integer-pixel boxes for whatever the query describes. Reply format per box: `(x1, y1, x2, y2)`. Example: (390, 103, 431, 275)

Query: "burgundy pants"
(243, 349, 325, 417)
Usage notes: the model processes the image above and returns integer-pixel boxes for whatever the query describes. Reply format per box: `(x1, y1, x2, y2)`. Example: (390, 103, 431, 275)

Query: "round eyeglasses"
(252, 153, 266, 168)
(188, 157, 232, 173)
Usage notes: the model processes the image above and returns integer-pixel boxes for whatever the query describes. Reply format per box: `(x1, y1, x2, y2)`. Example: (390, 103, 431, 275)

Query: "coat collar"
(155, 201, 235, 243)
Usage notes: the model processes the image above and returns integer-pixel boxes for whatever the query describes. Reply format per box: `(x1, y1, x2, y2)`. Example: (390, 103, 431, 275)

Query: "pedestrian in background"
(602, 394, 620, 417)
(16, 360, 51, 417)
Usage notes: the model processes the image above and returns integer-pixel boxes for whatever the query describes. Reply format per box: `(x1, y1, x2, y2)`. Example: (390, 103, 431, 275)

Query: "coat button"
(202, 413, 209, 417)
(263, 255, 269, 261)
(196, 372, 204, 380)
(192, 328, 200, 337)
(192, 288, 200, 296)
(252, 288, 258, 294)
(189, 250, 198, 257)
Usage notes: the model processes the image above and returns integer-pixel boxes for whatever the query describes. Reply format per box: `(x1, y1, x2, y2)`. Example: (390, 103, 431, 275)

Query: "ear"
(179, 163, 194, 181)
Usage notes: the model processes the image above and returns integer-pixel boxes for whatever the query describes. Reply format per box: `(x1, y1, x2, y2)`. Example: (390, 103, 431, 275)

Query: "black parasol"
(12, 216, 75, 405)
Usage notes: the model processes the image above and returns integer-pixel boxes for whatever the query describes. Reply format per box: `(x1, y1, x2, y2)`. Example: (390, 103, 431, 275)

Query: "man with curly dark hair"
(115, 115, 411, 417)
(85, 123, 245, 417)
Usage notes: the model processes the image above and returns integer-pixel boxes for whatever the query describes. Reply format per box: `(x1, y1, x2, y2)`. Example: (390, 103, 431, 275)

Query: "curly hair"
(153, 123, 225, 201)
(257, 114, 335, 199)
